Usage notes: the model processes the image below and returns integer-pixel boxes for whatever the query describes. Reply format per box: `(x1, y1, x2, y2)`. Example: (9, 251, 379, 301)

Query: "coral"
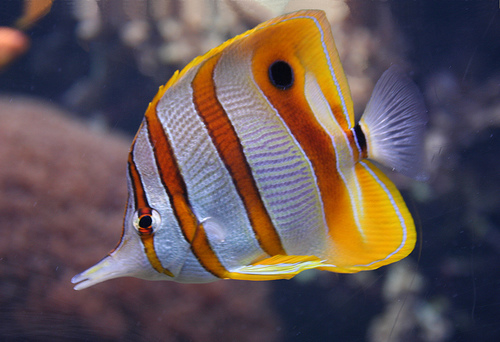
(0, 96, 281, 341)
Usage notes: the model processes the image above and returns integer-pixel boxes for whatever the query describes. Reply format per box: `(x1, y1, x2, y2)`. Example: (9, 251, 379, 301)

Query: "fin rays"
(359, 65, 428, 180)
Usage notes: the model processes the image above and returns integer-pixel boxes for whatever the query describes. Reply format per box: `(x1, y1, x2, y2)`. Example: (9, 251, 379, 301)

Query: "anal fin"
(325, 160, 417, 273)
(225, 255, 337, 281)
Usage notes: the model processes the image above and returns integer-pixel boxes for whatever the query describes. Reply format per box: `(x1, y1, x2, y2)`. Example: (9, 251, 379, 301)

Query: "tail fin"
(358, 66, 428, 181)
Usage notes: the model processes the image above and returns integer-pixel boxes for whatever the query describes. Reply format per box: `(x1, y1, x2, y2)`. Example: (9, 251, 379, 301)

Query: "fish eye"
(133, 208, 161, 236)
(268, 60, 294, 90)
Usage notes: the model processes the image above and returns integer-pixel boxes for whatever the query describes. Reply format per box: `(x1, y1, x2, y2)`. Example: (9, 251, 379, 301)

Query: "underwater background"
(0, 0, 499, 341)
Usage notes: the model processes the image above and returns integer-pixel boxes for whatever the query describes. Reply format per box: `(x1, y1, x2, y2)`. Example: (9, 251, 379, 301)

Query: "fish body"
(72, 10, 427, 290)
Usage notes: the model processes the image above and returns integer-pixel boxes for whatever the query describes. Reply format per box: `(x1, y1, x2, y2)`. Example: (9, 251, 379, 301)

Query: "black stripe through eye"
(269, 61, 294, 90)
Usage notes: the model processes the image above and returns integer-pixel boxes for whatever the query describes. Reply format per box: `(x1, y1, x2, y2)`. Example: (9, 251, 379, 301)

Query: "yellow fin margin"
(225, 255, 343, 281)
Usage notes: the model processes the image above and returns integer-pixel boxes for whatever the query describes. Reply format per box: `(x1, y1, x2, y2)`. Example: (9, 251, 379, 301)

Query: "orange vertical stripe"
(252, 71, 350, 235)
(245, 21, 360, 246)
(127, 148, 173, 277)
(191, 55, 286, 256)
(144, 97, 229, 278)
(128, 149, 148, 209)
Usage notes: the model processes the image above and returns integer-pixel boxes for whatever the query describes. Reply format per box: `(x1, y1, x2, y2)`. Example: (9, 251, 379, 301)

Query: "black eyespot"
(133, 208, 161, 236)
(269, 61, 294, 90)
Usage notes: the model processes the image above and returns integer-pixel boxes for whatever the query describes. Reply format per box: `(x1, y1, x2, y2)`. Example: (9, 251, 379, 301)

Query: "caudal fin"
(358, 66, 428, 180)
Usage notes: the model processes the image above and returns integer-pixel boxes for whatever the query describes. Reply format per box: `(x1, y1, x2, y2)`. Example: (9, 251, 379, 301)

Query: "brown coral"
(0, 96, 281, 341)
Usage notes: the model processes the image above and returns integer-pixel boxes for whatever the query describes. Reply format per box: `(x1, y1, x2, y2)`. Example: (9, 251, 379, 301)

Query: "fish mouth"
(71, 254, 128, 290)
(71, 235, 157, 290)
(71, 230, 177, 290)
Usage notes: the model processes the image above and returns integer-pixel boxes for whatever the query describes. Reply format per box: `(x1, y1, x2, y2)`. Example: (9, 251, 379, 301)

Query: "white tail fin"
(359, 66, 428, 181)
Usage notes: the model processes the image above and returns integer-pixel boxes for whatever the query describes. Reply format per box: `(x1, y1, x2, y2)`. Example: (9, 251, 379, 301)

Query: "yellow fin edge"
(225, 255, 346, 281)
